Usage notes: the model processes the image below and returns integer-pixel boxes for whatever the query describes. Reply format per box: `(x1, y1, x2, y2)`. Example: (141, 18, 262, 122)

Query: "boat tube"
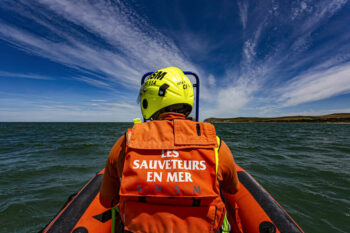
(40, 164, 303, 233)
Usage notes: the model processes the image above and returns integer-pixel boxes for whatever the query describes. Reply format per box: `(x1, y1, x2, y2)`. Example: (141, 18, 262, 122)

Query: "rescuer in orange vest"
(100, 67, 240, 233)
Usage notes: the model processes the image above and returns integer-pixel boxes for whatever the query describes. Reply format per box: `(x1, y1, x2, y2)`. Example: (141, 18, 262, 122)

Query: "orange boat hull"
(41, 165, 303, 233)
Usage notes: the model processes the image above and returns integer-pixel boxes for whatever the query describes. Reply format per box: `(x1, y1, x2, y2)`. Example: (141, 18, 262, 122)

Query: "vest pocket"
(123, 200, 217, 233)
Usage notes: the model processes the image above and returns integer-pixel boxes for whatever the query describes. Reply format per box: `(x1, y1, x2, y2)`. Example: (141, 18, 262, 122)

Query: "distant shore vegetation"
(204, 113, 350, 123)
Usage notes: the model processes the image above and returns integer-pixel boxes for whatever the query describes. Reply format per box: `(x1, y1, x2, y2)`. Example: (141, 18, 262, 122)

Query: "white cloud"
(36, 0, 197, 71)
(298, 0, 347, 33)
(277, 62, 350, 107)
(291, 1, 309, 20)
(201, 76, 257, 119)
(1, 0, 349, 122)
(0, 0, 206, 122)
(216, 85, 251, 115)
(0, 0, 199, 90)
(0, 71, 53, 80)
(291, 0, 348, 52)
(0, 98, 140, 122)
(0, 22, 139, 88)
(0, 108, 138, 122)
(74, 76, 113, 90)
(237, 1, 248, 29)
(207, 74, 216, 87)
(242, 22, 264, 64)
(243, 40, 256, 63)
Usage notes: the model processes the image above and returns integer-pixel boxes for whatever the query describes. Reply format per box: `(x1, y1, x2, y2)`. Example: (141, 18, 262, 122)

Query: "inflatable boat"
(40, 164, 303, 233)
(40, 72, 303, 233)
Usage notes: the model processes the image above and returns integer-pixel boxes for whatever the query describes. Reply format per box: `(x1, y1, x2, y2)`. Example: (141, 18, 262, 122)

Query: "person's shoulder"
(109, 135, 126, 157)
(217, 139, 233, 156)
(114, 134, 125, 146)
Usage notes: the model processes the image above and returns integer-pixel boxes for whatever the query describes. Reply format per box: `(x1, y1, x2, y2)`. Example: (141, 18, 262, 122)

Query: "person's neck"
(157, 112, 186, 120)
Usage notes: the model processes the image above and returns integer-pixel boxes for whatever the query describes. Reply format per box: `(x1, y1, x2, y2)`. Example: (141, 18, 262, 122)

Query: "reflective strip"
(214, 136, 230, 232)
(221, 211, 231, 232)
(214, 136, 220, 174)
(127, 132, 132, 145)
(133, 118, 142, 124)
(111, 206, 120, 233)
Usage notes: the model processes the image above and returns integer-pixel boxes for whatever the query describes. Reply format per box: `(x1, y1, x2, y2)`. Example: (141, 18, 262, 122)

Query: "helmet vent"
(158, 84, 169, 96)
(142, 99, 148, 109)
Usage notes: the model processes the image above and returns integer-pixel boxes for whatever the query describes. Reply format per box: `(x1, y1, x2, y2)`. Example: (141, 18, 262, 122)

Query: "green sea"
(0, 122, 349, 233)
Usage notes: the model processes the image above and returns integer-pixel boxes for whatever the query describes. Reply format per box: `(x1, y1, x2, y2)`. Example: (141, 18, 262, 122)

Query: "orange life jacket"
(119, 119, 225, 233)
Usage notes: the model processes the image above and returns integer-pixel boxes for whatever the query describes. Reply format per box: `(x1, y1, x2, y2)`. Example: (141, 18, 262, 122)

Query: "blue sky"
(0, 0, 350, 122)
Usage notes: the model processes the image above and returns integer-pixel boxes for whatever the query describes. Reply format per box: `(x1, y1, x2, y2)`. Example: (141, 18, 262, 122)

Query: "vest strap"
(111, 206, 120, 233)
(215, 136, 221, 174)
(221, 211, 231, 232)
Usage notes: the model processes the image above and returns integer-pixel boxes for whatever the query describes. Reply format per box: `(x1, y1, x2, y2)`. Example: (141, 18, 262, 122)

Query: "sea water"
(0, 122, 349, 233)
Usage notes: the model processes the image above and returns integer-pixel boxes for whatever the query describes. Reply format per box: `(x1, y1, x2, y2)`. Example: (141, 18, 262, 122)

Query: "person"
(100, 67, 240, 233)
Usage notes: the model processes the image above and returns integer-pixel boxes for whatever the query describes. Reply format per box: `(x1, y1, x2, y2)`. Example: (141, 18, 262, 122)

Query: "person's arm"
(218, 140, 239, 194)
(218, 140, 242, 233)
(99, 135, 125, 208)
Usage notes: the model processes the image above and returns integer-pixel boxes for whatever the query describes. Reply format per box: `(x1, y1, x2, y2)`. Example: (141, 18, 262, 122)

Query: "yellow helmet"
(138, 67, 194, 120)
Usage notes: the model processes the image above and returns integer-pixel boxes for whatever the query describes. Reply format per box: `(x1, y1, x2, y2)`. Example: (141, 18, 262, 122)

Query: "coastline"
(204, 113, 350, 123)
